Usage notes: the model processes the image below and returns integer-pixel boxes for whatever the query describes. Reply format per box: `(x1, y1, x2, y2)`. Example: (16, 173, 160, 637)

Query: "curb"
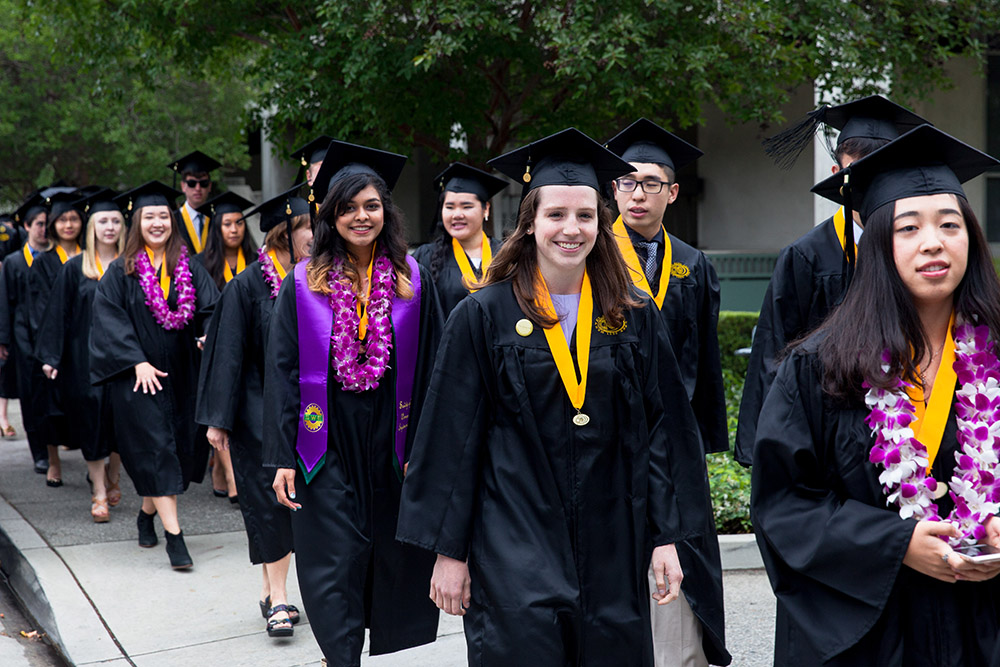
(719, 533, 763, 570)
(0, 495, 124, 666)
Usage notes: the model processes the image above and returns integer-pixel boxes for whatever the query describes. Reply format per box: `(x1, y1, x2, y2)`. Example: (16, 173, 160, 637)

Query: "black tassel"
(843, 172, 857, 286)
(762, 108, 827, 170)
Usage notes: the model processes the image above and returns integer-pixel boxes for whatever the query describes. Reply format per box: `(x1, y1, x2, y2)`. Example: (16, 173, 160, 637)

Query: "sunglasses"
(184, 179, 211, 189)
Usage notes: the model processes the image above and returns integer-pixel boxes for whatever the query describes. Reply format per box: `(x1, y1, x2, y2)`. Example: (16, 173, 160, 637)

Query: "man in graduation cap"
(735, 95, 930, 468)
(169, 150, 222, 254)
(606, 118, 731, 667)
(291, 135, 334, 188)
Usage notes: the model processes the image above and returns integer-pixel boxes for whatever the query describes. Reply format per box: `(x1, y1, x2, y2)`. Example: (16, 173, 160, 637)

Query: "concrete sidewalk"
(0, 401, 774, 666)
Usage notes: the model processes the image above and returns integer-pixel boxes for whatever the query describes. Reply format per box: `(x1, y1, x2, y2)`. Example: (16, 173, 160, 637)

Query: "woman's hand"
(133, 362, 167, 395)
(942, 516, 1000, 582)
(272, 468, 301, 511)
(206, 427, 229, 451)
(430, 554, 471, 616)
(904, 520, 959, 582)
(196, 335, 206, 351)
(650, 543, 683, 605)
(42, 364, 58, 380)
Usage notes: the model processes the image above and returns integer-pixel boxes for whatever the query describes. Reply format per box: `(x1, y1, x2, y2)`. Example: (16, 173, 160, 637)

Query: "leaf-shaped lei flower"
(328, 253, 395, 392)
(866, 321, 1000, 548)
(135, 246, 196, 330)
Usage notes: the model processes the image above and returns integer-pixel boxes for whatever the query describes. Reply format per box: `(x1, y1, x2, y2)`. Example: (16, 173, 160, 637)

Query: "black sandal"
(266, 604, 294, 638)
(259, 596, 271, 619)
(260, 597, 300, 624)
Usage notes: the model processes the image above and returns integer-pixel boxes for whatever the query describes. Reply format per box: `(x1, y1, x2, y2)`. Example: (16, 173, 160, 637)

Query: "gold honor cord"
(145, 247, 171, 299)
(535, 270, 593, 426)
(357, 243, 377, 341)
(611, 216, 671, 308)
(452, 234, 492, 291)
(180, 208, 209, 253)
(833, 207, 858, 260)
(22, 244, 33, 267)
(268, 249, 287, 280)
(223, 248, 247, 283)
(55, 244, 80, 264)
(904, 313, 957, 483)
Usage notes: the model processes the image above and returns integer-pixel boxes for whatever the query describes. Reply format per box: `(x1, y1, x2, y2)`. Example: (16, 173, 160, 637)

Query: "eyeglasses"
(184, 179, 211, 189)
(615, 178, 671, 194)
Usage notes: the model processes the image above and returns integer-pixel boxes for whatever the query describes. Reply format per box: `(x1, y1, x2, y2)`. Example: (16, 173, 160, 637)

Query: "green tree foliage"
(31, 0, 1000, 172)
(0, 0, 251, 204)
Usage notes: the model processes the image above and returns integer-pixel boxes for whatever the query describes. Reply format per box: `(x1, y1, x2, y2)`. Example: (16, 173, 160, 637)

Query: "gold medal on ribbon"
(535, 270, 593, 427)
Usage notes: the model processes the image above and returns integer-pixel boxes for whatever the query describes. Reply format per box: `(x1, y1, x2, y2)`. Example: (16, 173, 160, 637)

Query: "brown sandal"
(105, 464, 122, 507)
(91, 497, 109, 523)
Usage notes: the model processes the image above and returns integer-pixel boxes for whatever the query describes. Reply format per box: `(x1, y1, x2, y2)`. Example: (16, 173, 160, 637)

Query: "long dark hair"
(124, 207, 185, 276)
(306, 172, 412, 297)
(813, 195, 1000, 399)
(483, 187, 641, 329)
(199, 211, 258, 289)
(428, 190, 492, 281)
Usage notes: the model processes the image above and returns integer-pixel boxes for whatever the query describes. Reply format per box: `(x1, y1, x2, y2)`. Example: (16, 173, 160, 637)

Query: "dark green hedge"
(708, 310, 757, 534)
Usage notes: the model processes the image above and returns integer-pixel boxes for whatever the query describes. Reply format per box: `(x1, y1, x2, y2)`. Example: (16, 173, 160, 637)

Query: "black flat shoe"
(45, 478, 63, 488)
(228, 495, 239, 505)
(266, 604, 294, 638)
(165, 530, 193, 570)
(212, 488, 227, 498)
(137, 509, 158, 548)
(259, 596, 271, 619)
(33, 460, 49, 474)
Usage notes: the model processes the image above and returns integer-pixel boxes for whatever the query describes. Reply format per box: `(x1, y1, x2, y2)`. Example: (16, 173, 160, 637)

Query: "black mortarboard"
(433, 163, 509, 202)
(114, 181, 183, 213)
(763, 95, 930, 170)
(488, 127, 634, 197)
(811, 124, 1000, 221)
(167, 150, 222, 175)
(291, 135, 335, 167)
(310, 140, 408, 206)
(14, 193, 46, 226)
(39, 186, 78, 199)
(45, 191, 83, 224)
(605, 118, 703, 173)
(78, 188, 122, 218)
(247, 185, 311, 234)
(196, 191, 255, 220)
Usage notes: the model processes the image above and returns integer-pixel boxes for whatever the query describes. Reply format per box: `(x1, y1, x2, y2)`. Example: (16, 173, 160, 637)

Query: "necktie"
(638, 240, 658, 284)
(195, 213, 203, 236)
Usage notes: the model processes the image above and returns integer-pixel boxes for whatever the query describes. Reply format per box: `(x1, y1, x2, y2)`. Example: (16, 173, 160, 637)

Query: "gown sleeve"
(405, 264, 444, 463)
(195, 279, 247, 431)
(692, 254, 728, 454)
(262, 275, 300, 469)
(734, 245, 811, 466)
(0, 261, 14, 347)
(89, 264, 148, 385)
(396, 296, 495, 560)
(643, 301, 711, 545)
(34, 260, 75, 369)
(189, 259, 220, 335)
(750, 348, 916, 661)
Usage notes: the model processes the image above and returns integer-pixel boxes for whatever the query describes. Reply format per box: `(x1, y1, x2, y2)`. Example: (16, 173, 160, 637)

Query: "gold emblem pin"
(515, 319, 533, 337)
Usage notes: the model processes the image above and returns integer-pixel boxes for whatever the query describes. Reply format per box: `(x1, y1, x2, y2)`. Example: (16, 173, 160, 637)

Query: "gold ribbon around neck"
(180, 207, 209, 253)
(145, 247, 171, 300)
(535, 269, 593, 422)
(833, 207, 859, 261)
(55, 244, 80, 264)
(452, 234, 492, 291)
(904, 313, 957, 475)
(268, 249, 287, 280)
(612, 216, 672, 308)
(223, 248, 246, 283)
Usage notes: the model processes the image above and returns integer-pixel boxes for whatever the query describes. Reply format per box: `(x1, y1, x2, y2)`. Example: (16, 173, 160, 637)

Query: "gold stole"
(904, 314, 957, 475)
(22, 244, 33, 267)
(833, 207, 858, 260)
(95, 254, 116, 279)
(145, 247, 171, 299)
(612, 216, 672, 308)
(452, 234, 492, 291)
(223, 248, 246, 283)
(268, 249, 287, 280)
(180, 207, 209, 253)
(55, 244, 80, 264)
(535, 270, 593, 421)
(357, 244, 376, 340)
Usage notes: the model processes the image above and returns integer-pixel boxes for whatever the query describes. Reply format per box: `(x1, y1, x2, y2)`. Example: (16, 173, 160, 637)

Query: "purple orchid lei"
(328, 252, 395, 392)
(136, 246, 196, 330)
(866, 321, 1000, 548)
(257, 246, 283, 299)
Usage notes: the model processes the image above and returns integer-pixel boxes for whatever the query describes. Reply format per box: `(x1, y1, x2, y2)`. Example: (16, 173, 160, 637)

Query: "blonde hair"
(81, 210, 127, 280)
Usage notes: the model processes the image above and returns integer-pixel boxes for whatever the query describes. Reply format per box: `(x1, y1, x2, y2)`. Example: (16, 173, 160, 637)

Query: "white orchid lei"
(865, 321, 1000, 548)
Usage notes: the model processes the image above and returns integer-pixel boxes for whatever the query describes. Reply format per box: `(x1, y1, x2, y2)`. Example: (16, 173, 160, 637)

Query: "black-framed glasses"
(184, 178, 211, 189)
(615, 178, 670, 194)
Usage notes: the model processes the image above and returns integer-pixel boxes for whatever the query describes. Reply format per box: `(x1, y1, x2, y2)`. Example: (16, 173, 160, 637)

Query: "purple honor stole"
(293, 256, 422, 484)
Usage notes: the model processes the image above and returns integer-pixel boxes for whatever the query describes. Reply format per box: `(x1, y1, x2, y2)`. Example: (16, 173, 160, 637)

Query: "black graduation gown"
(397, 283, 710, 667)
(34, 255, 112, 460)
(629, 227, 731, 665)
(262, 263, 443, 663)
(195, 262, 292, 564)
(27, 249, 74, 443)
(752, 341, 1000, 666)
(412, 237, 500, 318)
(192, 251, 259, 291)
(0, 250, 41, 455)
(735, 216, 848, 466)
(90, 257, 219, 496)
(0, 221, 22, 261)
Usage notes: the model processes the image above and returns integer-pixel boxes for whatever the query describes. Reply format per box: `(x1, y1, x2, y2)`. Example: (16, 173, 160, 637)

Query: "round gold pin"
(515, 319, 533, 337)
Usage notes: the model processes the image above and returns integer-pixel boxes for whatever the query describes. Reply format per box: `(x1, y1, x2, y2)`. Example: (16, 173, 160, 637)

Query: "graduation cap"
(168, 150, 222, 176)
(14, 193, 46, 226)
(605, 118, 703, 173)
(291, 135, 335, 167)
(195, 191, 255, 220)
(245, 184, 310, 263)
(763, 95, 930, 170)
(488, 127, 635, 198)
(78, 188, 122, 218)
(433, 163, 509, 202)
(39, 185, 78, 199)
(812, 124, 1000, 222)
(114, 181, 183, 214)
(45, 191, 83, 224)
(309, 140, 408, 207)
